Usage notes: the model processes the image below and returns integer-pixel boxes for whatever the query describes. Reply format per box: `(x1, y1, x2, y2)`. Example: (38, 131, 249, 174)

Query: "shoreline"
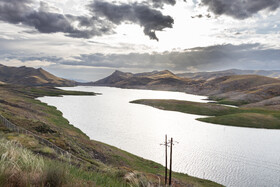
(131, 99, 280, 129)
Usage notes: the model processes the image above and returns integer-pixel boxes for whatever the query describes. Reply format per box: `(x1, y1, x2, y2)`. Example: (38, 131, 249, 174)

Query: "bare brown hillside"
(93, 70, 280, 106)
(0, 64, 76, 86)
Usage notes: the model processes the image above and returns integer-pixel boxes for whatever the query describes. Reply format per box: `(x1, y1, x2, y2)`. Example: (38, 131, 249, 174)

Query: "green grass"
(198, 113, 280, 129)
(131, 99, 280, 129)
(216, 99, 250, 106)
(208, 96, 250, 106)
(0, 137, 129, 186)
(20, 86, 97, 97)
(131, 99, 239, 116)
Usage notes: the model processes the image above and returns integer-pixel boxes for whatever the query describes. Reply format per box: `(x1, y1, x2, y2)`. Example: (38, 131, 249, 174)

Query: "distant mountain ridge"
(93, 69, 280, 109)
(0, 64, 76, 86)
(177, 69, 280, 80)
(91, 70, 198, 91)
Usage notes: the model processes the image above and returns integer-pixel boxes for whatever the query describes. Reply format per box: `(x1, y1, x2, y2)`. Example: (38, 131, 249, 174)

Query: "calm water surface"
(39, 86, 280, 187)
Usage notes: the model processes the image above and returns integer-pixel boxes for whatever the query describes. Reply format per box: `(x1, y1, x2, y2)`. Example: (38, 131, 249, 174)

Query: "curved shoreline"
(131, 99, 280, 129)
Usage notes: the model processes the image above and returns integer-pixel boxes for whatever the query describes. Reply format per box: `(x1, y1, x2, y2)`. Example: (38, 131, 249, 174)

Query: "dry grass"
(0, 138, 68, 187)
(124, 172, 156, 187)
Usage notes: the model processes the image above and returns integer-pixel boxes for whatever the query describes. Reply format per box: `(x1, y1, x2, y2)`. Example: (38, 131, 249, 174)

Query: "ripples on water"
(39, 86, 280, 187)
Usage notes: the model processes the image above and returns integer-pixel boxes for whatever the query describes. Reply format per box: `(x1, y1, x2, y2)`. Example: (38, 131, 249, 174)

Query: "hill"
(177, 69, 280, 80)
(91, 70, 200, 91)
(94, 70, 280, 108)
(202, 75, 280, 106)
(0, 64, 76, 86)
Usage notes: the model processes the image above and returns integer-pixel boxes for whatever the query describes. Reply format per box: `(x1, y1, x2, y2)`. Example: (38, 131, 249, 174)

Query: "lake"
(39, 86, 280, 187)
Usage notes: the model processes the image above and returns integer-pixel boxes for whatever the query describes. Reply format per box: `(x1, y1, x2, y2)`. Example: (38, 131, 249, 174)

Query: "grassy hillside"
(0, 84, 220, 186)
(131, 99, 280, 129)
(0, 136, 129, 186)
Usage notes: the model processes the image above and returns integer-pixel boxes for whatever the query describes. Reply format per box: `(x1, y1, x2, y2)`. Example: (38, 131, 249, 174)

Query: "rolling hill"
(91, 70, 201, 91)
(94, 70, 280, 108)
(201, 74, 280, 93)
(199, 74, 280, 106)
(93, 70, 182, 85)
(0, 64, 76, 86)
(177, 69, 280, 80)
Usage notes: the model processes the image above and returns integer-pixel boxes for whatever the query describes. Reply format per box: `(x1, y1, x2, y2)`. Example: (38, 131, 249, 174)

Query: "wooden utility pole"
(165, 134, 168, 185)
(161, 135, 169, 186)
(169, 137, 173, 186)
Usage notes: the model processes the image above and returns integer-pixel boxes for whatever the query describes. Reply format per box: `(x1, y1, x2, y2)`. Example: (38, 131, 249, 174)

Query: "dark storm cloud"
(150, 0, 187, 8)
(88, 0, 174, 41)
(151, 0, 176, 8)
(191, 13, 211, 18)
(58, 44, 280, 71)
(0, 0, 174, 40)
(0, 0, 32, 24)
(0, 0, 113, 38)
(201, 0, 280, 19)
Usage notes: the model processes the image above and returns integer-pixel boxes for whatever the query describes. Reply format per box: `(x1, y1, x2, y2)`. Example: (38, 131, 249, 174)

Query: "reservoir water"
(39, 86, 280, 187)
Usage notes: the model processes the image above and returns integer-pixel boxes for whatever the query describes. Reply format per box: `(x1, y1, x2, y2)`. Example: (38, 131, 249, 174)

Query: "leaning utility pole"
(169, 137, 173, 186)
(161, 135, 168, 185)
(165, 135, 168, 185)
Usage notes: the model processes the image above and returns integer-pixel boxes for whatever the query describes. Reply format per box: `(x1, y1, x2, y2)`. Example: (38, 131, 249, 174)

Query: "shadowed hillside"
(90, 70, 201, 91)
(0, 64, 76, 86)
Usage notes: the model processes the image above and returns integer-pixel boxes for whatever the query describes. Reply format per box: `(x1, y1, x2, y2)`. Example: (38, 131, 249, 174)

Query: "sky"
(0, 0, 280, 81)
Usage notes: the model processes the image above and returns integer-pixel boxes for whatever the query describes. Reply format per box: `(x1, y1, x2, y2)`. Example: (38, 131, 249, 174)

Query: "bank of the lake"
(131, 99, 280, 129)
